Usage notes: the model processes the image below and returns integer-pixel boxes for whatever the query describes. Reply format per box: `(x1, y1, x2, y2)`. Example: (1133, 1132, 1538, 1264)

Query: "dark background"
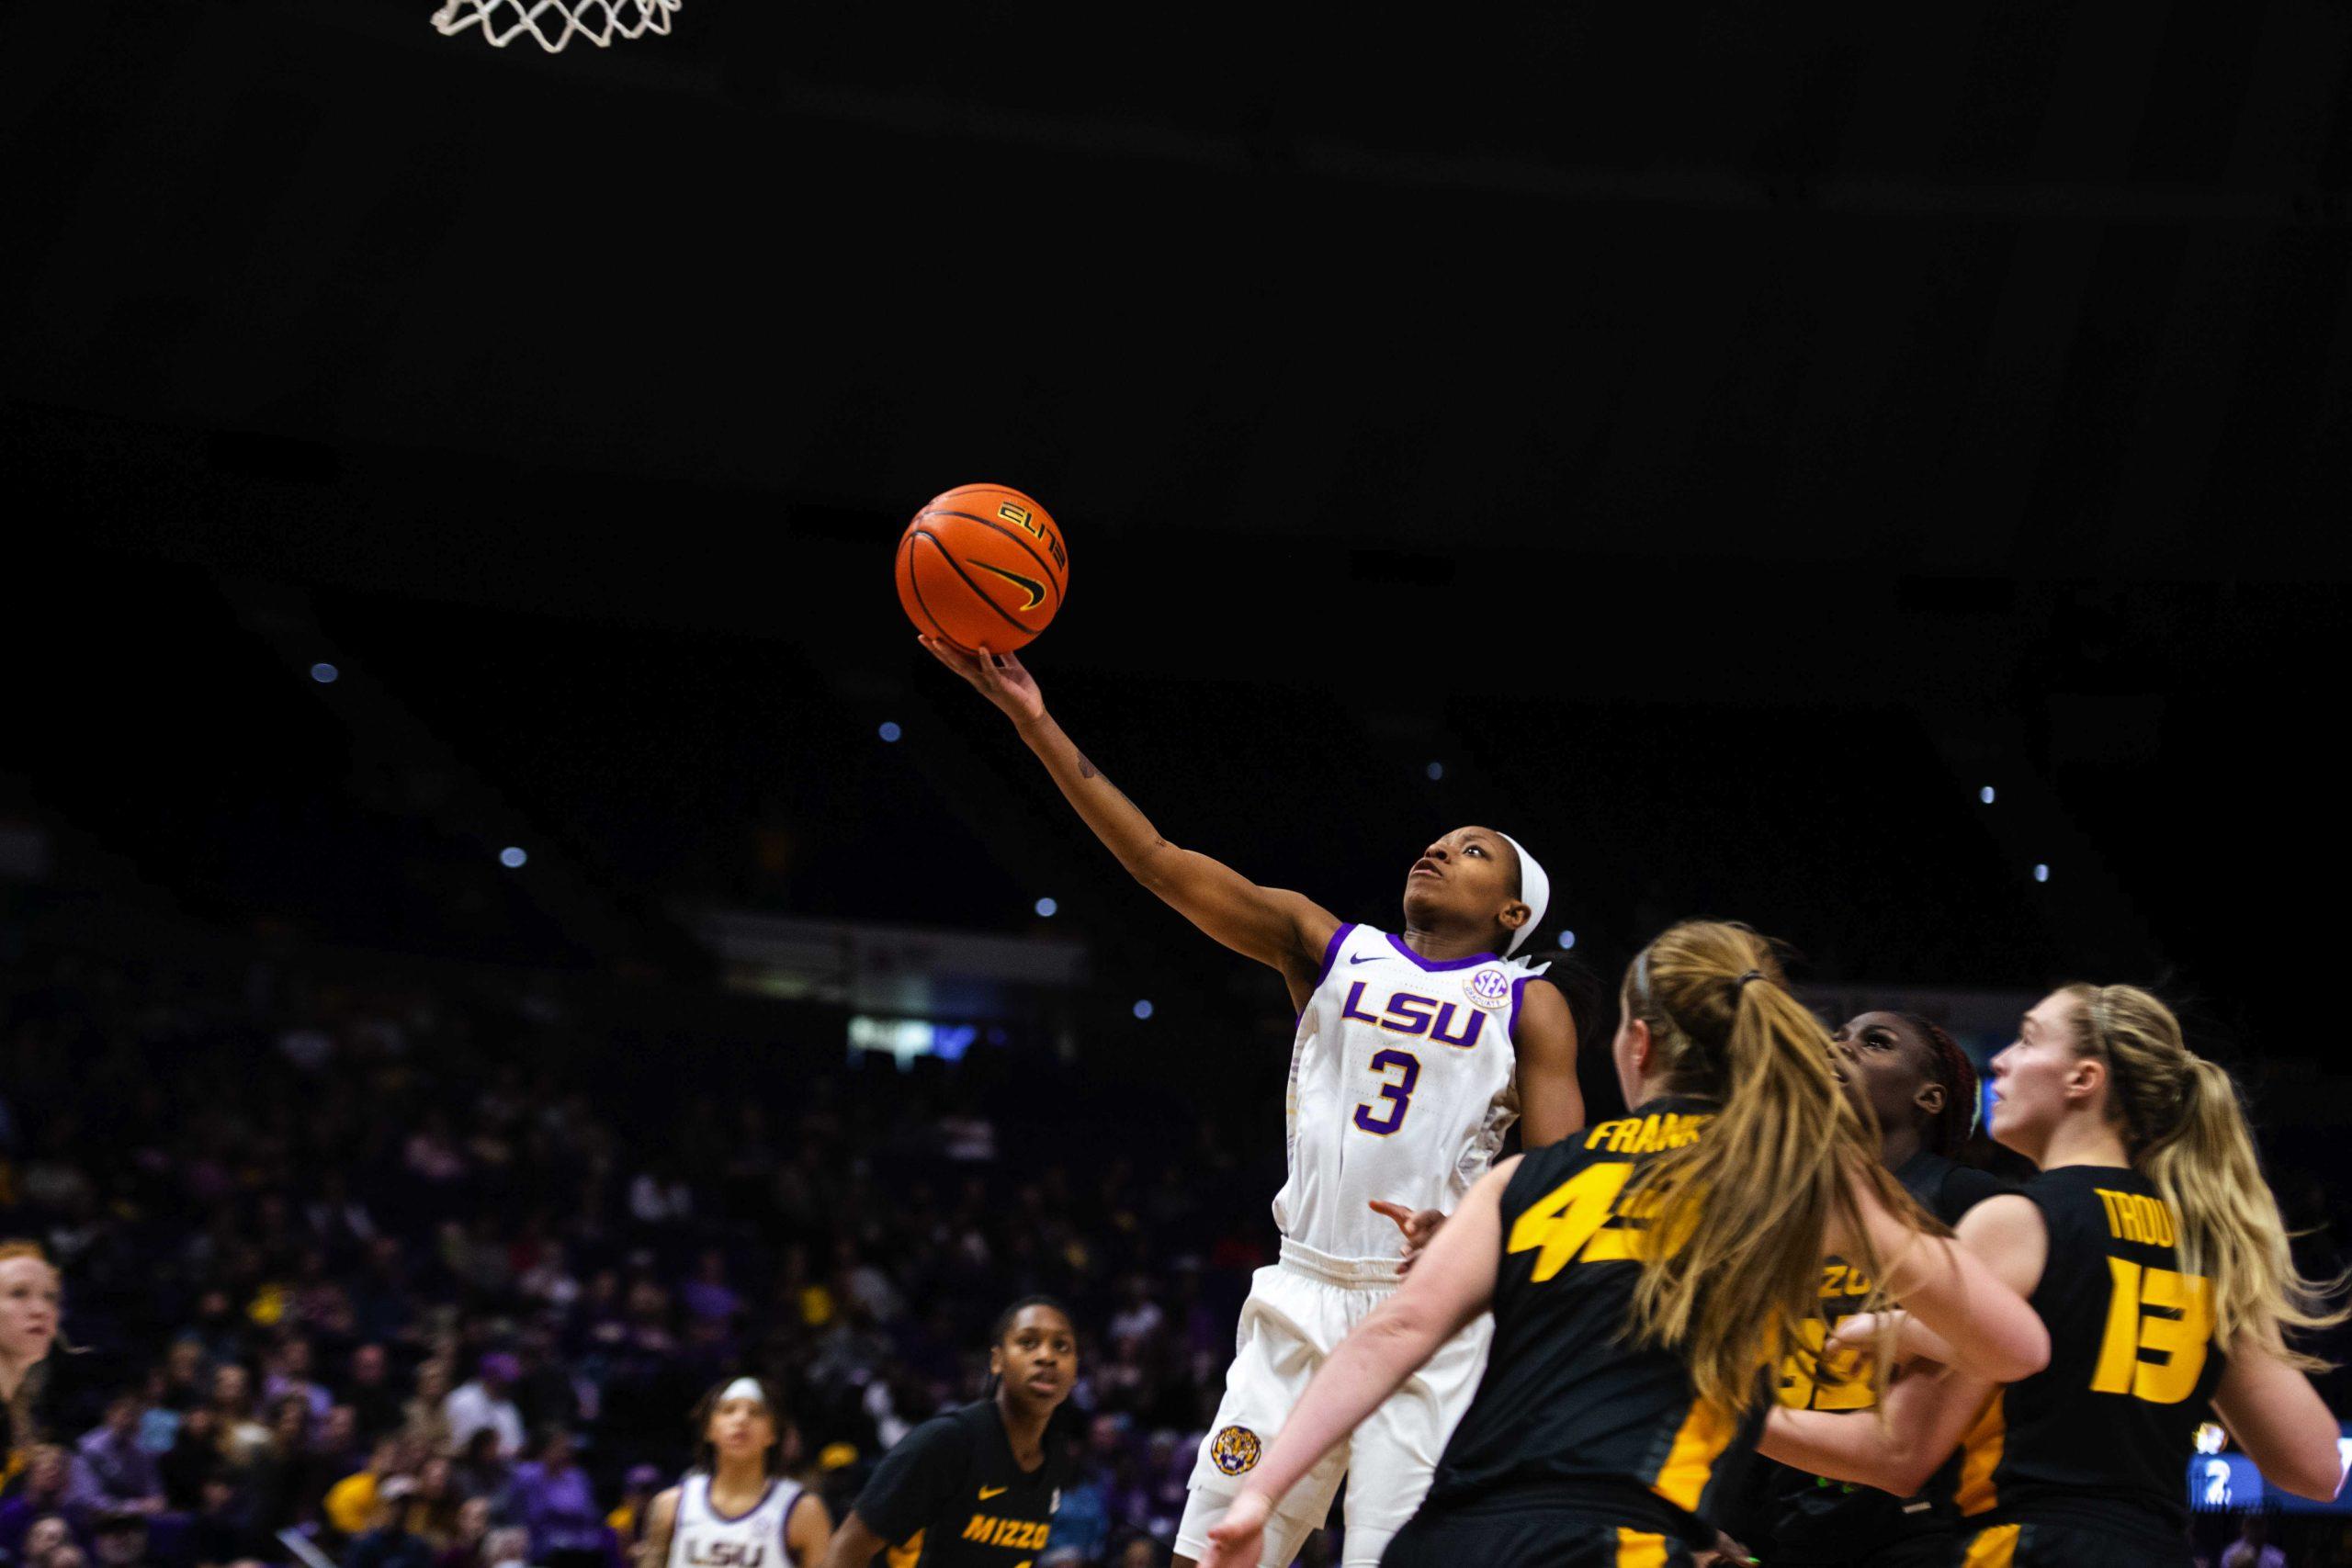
(8, 0, 2350, 1073)
(6, 0, 2352, 1561)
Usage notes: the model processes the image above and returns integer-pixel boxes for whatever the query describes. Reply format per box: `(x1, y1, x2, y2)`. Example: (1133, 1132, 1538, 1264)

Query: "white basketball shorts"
(1172, 1239, 1491, 1568)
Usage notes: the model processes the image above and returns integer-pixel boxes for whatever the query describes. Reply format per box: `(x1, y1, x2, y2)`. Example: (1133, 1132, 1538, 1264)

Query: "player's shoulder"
(1934, 1160, 2016, 1224)
(648, 1485, 684, 1527)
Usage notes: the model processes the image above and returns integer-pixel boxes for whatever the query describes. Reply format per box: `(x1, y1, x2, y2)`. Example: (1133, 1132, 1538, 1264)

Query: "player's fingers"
(917, 636, 977, 678)
(1406, 1208, 1444, 1239)
(1367, 1199, 1413, 1230)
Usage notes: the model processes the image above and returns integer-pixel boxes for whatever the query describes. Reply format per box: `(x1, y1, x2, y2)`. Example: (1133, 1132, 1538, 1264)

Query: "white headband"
(721, 1378, 766, 1406)
(1496, 832, 1549, 957)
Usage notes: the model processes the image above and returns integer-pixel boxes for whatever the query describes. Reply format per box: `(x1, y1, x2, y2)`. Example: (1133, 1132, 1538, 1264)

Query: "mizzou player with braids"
(1761, 986, 2347, 1567)
(1753, 1015, 2012, 1567)
(1199, 922, 2048, 1568)
(0, 1243, 62, 1488)
(639, 1377, 831, 1568)
(923, 638, 1581, 1568)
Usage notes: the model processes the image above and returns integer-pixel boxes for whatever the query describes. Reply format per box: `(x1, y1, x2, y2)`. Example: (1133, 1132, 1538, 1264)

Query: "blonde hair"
(1620, 921, 1916, 1414)
(2064, 985, 2347, 1369)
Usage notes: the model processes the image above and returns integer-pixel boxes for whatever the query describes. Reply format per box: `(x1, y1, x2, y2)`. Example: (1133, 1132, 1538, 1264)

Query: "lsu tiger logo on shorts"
(1210, 1425, 1262, 1475)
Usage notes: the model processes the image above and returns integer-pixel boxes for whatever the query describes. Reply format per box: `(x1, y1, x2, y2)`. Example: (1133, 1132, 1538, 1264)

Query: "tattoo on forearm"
(1075, 752, 1142, 815)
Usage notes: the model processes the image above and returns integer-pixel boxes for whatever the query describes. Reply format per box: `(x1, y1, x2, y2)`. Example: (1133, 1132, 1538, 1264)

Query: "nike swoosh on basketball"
(978, 1486, 1008, 1500)
(972, 561, 1046, 611)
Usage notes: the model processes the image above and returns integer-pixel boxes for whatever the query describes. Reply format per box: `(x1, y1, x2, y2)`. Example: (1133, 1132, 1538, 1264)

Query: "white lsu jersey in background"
(667, 1472, 805, 1568)
(1273, 922, 1544, 1262)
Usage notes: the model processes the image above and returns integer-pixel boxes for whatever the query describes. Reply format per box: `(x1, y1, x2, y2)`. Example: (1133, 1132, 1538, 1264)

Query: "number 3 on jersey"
(1353, 1049, 1420, 1135)
(2092, 1258, 2213, 1404)
(1507, 1163, 1699, 1280)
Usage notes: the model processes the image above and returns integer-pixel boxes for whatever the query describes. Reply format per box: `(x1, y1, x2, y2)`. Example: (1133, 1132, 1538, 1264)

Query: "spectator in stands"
(2221, 1514, 2287, 1568)
(0, 1450, 74, 1559)
(402, 1457, 464, 1552)
(503, 1429, 607, 1568)
(345, 1479, 433, 1568)
(345, 1346, 404, 1442)
(207, 1367, 270, 1469)
(156, 1410, 220, 1511)
(87, 1508, 153, 1568)
(187, 1472, 261, 1568)
(434, 1498, 493, 1568)
(444, 1357, 524, 1461)
(450, 1430, 508, 1507)
(479, 1527, 529, 1568)
(604, 1464, 662, 1548)
(67, 1396, 166, 1517)
(402, 1362, 456, 1459)
(324, 1438, 407, 1540)
(266, 1338, 333, 1424)
(14, 1515, 78, 1568)
(158, 1341, 209, 1415)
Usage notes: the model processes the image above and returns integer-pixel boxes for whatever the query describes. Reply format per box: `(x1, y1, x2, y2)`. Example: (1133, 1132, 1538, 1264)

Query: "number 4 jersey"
(1957, 1164, 2226, 1542)
(1272, 923, 1542, 1262)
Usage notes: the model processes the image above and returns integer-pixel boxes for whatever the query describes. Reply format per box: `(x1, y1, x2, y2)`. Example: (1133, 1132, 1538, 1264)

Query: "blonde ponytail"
(1620, 922, 1914, 1414)
(2068, 986, 2347, 1368)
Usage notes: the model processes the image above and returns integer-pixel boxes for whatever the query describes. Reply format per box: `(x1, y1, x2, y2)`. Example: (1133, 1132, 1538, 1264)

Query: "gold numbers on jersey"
(2090, 1257, 2214, 1404)
(1508, 1162, 1700, 1281)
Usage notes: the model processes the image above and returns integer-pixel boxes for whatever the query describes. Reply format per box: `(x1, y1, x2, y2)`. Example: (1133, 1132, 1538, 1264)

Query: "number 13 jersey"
(1273, 923, 1540, 1263)
(1957, 1165, 2227, 1540)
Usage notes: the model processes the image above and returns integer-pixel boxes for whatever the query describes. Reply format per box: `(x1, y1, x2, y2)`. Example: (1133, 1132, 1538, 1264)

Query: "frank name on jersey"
(1336, 981, 1496, 1047)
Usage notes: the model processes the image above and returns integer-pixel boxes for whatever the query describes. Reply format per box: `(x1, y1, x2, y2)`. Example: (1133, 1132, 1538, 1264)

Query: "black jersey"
(859, 1402, 1065, 1568)
(1765, 1148, 2014, 1562)
(1956, 1166, 2225, 1547)
(1420, 1098, 1762, 1544)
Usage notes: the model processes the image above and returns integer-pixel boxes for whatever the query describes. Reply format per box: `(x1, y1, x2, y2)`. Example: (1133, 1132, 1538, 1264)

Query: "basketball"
(895, 483, 1069, 654)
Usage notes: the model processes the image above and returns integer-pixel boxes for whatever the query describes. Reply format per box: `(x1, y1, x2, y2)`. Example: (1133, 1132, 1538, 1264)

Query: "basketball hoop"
(430, 0, 680, 52)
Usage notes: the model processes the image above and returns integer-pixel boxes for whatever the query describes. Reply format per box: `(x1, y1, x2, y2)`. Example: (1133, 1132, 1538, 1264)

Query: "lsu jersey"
(1272, 922, 1543, 1263)
(668, 1473, 805, 1568)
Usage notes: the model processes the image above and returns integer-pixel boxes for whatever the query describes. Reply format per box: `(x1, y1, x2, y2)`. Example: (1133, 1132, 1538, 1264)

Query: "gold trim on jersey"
(1613, 1529, 1669, 1568)
(1962, 1523, 2020, 1568)
(1651, 1397, 1738, 1514)
(1955, 1390, 2006, 1516)
(884, 1531, 923, 1568)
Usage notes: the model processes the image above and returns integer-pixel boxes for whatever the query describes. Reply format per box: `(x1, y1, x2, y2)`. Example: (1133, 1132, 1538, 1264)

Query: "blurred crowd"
(0, 940, 1285, 1568)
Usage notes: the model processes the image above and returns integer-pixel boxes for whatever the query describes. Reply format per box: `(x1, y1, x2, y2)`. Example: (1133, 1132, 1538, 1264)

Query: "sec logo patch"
(1210, 1425, 1261, 1475)
(1465, 965, 1512, 1010)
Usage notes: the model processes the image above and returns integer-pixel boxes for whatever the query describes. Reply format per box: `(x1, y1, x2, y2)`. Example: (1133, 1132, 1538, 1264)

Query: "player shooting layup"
(922, 638, 1582, 1568)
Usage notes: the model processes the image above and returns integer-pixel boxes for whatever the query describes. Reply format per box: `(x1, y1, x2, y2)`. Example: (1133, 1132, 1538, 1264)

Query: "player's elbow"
(2267, 1442, 2347, 1501)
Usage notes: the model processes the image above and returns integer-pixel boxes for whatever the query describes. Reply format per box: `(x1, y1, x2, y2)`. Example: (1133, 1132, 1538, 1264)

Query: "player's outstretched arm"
(922, 637, 1339, 983)
(1853, 1189, 2050, 1386)
(636, 1489, 680, 1568)
(1765, 1190, 2052, 1495)
(1201, 1161, 1515, 1568)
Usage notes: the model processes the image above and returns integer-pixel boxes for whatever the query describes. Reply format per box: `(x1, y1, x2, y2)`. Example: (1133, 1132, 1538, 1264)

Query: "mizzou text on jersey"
(857, 1401, 1067, 1568)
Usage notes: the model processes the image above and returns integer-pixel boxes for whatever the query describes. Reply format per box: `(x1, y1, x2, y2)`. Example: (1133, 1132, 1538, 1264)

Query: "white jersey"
(1271, 922, 1538, 1262)
(667, 1473, 803, 1568)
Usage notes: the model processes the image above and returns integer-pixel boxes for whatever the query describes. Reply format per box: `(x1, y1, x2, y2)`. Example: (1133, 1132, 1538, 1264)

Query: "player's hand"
(918, 636, 1045, 726)
(1692, 1528, 1757, 1564)
(1370, 1200, 1445, 1275)
(1200, 1489, 1271, 1568)
(1827, 1311, 1885, 1353)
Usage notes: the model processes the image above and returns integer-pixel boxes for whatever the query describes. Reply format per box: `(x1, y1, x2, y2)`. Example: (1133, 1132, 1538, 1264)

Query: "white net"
(430, 0, 681, 51)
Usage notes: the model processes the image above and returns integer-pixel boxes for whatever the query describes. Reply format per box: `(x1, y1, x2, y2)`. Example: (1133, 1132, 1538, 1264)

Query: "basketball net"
(430, 0, 680, 52)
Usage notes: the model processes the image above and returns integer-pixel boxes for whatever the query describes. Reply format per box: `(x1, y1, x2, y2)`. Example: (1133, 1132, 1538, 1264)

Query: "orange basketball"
(895, 483, 1069, 654)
